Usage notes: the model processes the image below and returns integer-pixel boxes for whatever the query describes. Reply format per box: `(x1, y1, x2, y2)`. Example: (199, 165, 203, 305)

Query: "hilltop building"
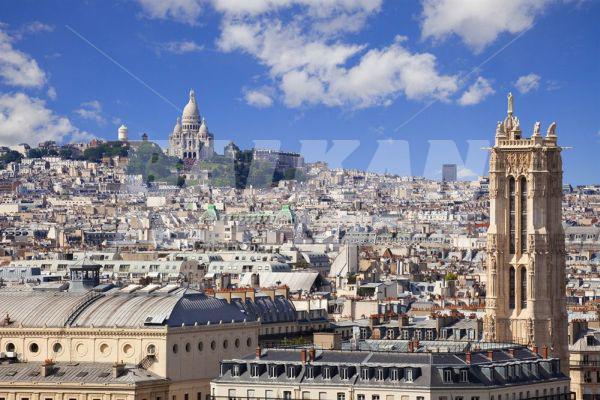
(168, 89, 214, 160)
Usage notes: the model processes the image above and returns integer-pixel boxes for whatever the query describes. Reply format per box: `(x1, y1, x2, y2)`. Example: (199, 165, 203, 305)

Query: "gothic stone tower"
(484, 93, 568, 373)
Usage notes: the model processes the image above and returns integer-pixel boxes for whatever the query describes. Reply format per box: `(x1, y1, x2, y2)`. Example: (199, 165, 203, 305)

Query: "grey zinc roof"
(0, 287, 255, 328)
(0, 362, 165, 385)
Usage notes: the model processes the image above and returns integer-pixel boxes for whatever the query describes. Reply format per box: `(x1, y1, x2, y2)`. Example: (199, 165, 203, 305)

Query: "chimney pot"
(300, 348, 307, 364)
(466, 351, 472, 364)
(508, 348, 515, 358)
(532, 345, 539, 355)
(487, 350, 493, 361)
(112, 361, 125, 379)
(255, 346, 262, 359)
(541, 345, 548, 359)
(309, 347, 316, 361)
(41, 359, 55, 377)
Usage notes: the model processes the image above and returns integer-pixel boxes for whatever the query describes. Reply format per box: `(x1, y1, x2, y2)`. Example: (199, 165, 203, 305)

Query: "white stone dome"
(198, 118, 208, 137)
(118, 124, 128, 141)
(173, 117, 182, 134)
(182, 89, 200, 124)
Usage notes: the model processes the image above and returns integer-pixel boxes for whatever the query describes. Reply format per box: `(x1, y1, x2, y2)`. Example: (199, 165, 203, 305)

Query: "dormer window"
(232, 364, 240, 377)
(306, 366, 315, 379)
(340, 367, 349, 380)
(390, 368, 399, 381)
(406, 368, 413, 382)
(251, 364, 260, 377)
(376, 368, 385, 381)
(287, 366, 296, 379)
(443, 369, 452, 383)
(361, 367, 370, 380)
(460, 369, 468, 383)
(323, 366, 332, 380)
(269, 365, 278, 378)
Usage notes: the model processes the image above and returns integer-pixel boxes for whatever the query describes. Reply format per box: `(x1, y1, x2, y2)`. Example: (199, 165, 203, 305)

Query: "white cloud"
(19, 21, 54, 35)
(244, 89, 274, 108)
(47, 86, 57, 100)
(515, 73, 541, 93)
(75, 100, 106, 124)
(219, 21, 457, 108)
(420, 0, 551, 52)
(154, 40, 204, 55)
(0, 92, 89, 146)
(458, 76, 495, 105)
(136, 0, 204, 25)
(0, 28, 47, 88)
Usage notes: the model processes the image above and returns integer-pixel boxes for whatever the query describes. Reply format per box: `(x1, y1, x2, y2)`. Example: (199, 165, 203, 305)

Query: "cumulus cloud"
(0, 92, 89, 146)
(153, 40, 204, 55)
(458, 76, 495, 105)
(515, 73, 541, 93)
(219, 21, 458, 108)
(19, 21, 54, 35)
(420, 0, 552, 52)
(135, 0, 205, 25)
(75, 100, 106, 124)
(47, 86, 57, 100)
(0, 28, 47, 88)
(244, 89, 274, 108)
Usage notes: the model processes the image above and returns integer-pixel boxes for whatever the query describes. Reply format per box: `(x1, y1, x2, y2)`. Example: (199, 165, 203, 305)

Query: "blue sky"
(0, 0, 598, 184)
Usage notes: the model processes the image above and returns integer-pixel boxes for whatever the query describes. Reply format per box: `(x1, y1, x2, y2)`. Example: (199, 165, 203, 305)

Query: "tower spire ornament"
(507, 92, 514, 114)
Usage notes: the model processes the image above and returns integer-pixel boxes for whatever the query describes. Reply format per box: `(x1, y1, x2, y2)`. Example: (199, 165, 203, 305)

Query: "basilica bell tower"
(484, 93, 568, 373)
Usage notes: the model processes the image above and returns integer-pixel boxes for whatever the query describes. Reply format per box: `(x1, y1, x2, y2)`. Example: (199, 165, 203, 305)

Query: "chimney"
(465, 351, 472, 364)
(532, 345, 539, 355)
(541, 345, 548, 359)
(41, 359, 55, 377)
(300, 348, 307, 364)
(255, 346, 262, 359)
(508, 348, 515, 358)
(408, 341, 414, 353)
(112, 361, 125, 378)
(309, 347, 316, 362)
(487, 350, 494, 361)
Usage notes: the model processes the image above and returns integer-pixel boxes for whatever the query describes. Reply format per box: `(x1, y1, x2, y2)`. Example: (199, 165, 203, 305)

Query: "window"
(520, 266, 527, 309)
(337, 394, 345, 400)
(406, 368, 413, 382)
(29, 342, 39, 353)
(268, 365, 278, 378)
(184, 394, 189, 400)
(372, 396, 380, 400)
(232, 364, 240, 377)
(340, 367, 349, 380)
(520, 177, 527, 253)
(509, 267, 516, 309)
(460, 369, 468, 383)
(323, 366, 332, 380)
(198, 342, 203, 352)
(211, 341, 216, 350)
(197, 393, 202, 400)
(358, 395, 365, 400)
(509, 177, 516, 253)
(223, 340, 229, 349)
(228, 389, 236, 400)
(443, 369, 452, 383)
(377, 368, 385, 381)
(251, 364, 260, 377)
(470, 397, 479, 400)
(302, 392, 310, 400)
(52, 343, 62, 353)
(390, 368, 399, 381)
(247, 390, 255, 400)
(306, 366, 315, 379)
(361, 367, 370, 380)
(185, 343, 191, 352)
(5, 343, 15, 352)
(172, 344, 179, 354)
(287, 365, 296, 379)
(283, 392, 292, 400)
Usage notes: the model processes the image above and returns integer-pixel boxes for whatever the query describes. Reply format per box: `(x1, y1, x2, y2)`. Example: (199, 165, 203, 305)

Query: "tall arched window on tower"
(509, 177, 516, 254)
(520, 177, 528, 253)
(509, 266, 516, 309)
(520, 266, 527, 309)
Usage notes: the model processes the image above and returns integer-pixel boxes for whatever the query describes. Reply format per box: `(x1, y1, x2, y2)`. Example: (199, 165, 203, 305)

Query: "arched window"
(520, 177, 528, 253)
(509, 267, 516, 309)
(520, 266, 527, 309)
(509, 177, 516, 254)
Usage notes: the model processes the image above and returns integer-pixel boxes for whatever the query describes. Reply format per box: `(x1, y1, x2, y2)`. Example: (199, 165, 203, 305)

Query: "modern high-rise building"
(483, 93, 569, 373)
(442, 164, 457, 182)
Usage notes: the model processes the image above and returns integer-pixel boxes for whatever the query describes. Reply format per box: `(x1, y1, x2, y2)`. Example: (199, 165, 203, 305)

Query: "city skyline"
(0, 1, 598, 184)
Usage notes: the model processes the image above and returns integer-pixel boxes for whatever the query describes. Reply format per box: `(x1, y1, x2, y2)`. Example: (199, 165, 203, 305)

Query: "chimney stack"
(41, 359, 55, 377)
(309, 347, 316, 362)
(487, 350, 494, 361)
(300, 348, 307, 364)
(408, 341, 414, 352)
(532, 345, 539, 355)
(541, 345, 548, 359)
(255, 346, 262, 359)
(508, 348, 515, 358)
(465, 351, 472, 364)
(112, 361, 125, 378)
